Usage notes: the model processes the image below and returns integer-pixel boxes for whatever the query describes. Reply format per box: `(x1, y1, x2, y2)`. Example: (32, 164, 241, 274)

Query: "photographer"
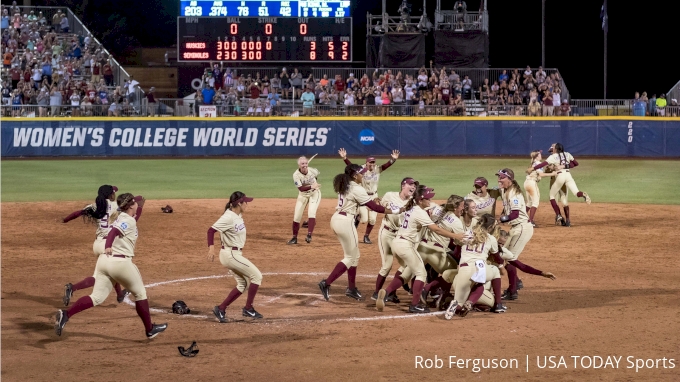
(454, 1, 467, 29)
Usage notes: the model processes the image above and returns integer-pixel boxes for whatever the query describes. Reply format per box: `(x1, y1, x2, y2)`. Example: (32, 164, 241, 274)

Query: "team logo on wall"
(359, 129, 375, 145)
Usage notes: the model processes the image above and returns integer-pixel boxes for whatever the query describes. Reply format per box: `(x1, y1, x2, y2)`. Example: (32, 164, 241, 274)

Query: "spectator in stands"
(202, 82, 216, 105)
(146, 87, 156, 116)
(528, 98, 541, 116)
(542, 91, 554, 116)
(552, 89, 561, 110)
(52, 11, 61, 31)
(279, 67, 290, 99)
(10, 64, 20, 88)
(334, 74, 345, 99)
(60, 13, 69, 33)
(560, 100, 571, 116)
(508, 79, 517, 99)
(462, 75, 472, 100)
(212, 64, 223, 91)
(249, 79, 260, 100)
(267, 88, 279, 116)
(127, 75, 139, 102)
(523, 66, 533, 81)
(290, 67, 303, 98)
(656, 94, 667, 116)
(536, 66, 546, 84)
(69, 89, 80, 116)
(300, 86, 315, 116)
(346, 73, 356, 90)
(344, 87, 355, 115)
(1, 10, 9, 30)
(648, 94, 657, 116)
(49, 84, 62, 116)
(319, 74, 329, 87)
(417, 67, 428, 90)
(261, 75, 270, 96)
(102, 60, 113, 86)
(499, 70, 508, 83)
(80, 93, 93, 116)
(452, 93, 465, 116)
(3, 48, 12, 69)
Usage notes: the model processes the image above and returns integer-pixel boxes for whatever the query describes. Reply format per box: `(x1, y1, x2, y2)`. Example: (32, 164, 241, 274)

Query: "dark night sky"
(20, 0, 680, 99)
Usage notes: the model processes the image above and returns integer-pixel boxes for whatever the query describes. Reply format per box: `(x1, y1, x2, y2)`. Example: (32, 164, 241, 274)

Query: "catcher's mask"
(172, 300, 190, 315)
(178, 341, 199, 357)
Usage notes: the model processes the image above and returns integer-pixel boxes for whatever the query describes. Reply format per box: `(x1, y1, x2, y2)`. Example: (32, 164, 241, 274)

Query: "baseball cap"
(473, 177, 488, 188)
(366, 156, 376, 163)
(420, 187, 436, 200)
(357, 167, 368, 174)
(496, 168, 515, 180)
(401, 177, 416, 185)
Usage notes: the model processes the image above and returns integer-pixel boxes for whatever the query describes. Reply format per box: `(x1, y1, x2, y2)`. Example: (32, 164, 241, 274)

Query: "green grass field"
(2, 158, 678, 204)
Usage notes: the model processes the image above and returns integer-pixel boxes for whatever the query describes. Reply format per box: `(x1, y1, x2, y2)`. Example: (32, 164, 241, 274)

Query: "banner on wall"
(2, 119, 678, 157)
(199, 105, 217, 118)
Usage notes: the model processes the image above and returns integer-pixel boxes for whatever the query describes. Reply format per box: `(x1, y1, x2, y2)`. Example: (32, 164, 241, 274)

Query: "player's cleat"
(444, 300, 459, 320)
(63, 283, 73, 306)
(386, 292, 400, 304)
(116, 289, 129, 303)
(434, 293, 445, 310)
(371, 292, 379, 301)
(501, 289, 518, 301)
(531, 221, 537, 228)
(409, 304, 430, 314)
(213, 306, 228, 323)
(318, 279, 330, 301)
(354, 217, 360, 228)
(555, 215, 565, 226)
(362, 235, 372, 244)
(582, 192, 591, 204)
(458, 301, 473, 317)
(517, 279, 524, 290)
(287, 236, 298, 245)
(345, 288, 363, 301)
(376, 289, 386, 311)
(564, 220, 571, 227)
(146, 323, 168, 339)
(420, 289, 428, 304)
(402, 283, 411, 293)
(302, 221, 309, 228)
(491, 303, 508, 313)
(242, 307, 263, 319)
(55, 309, 68, 336)
(305, 234, 312, 243)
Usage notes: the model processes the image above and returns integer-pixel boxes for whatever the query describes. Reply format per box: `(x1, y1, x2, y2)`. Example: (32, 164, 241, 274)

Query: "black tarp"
(434, 30, 489, 67)
(367, 34, 426, 68)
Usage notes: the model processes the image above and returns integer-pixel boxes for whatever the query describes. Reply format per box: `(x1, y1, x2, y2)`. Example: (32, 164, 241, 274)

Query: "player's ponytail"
(441, 194, 464, 213)
(333, 164, 363, 195)
(529, 150, 541, 167)
(83, 185, 115, 224)
(224, 191, 246, 211)
(109, 193, 135, 223)
(469, 213, 496, 247)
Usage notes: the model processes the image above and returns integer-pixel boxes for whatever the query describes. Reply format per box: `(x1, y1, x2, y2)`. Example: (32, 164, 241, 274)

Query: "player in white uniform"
(529, 143, 591, 227)
(524, 150, 557, 227)
(375, 185, 468, 313)
(338, 148, 400, 244)
(55, 193, 168, 339)
(61, 185, 128, 306)
(370, 177, 417, 302)
(288, 156, 321, 244)
(465, 177, 501, 218)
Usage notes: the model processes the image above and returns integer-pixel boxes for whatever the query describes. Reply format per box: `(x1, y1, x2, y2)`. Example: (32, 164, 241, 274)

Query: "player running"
(60, 185, 128, 306)
(288, 155, 321, 244)
(528, 143, 591, 227)
(524, 150, 557, 227)
(55, 193, 168, 339)
(338, 148, 400, 244)
(209, 191, 264, 321)
(318, 164, 403, 302)
(465, 177, 501, 218)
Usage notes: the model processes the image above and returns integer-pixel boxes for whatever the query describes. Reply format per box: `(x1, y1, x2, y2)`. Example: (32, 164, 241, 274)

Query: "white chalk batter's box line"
(123, 272, 445, 322)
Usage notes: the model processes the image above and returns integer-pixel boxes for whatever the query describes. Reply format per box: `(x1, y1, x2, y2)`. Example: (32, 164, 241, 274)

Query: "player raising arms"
(524, 150, 557, 227)
(338, 148, 400, 244)
(60, 185, 128, 306)
(371, 177, 417, 301)
(208, 191, 263, 321)
(528, 143, 591, 227)
(465, 177, 501, 218)
(55, 193, 168, 339)
(318, 164, 403, 302)
(288, 155, 321, 245)
(376, 185, 469, 314)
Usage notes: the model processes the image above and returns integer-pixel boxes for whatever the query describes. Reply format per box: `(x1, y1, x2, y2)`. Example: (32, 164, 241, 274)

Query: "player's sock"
(114, 283, 124, 297)
(347, 266, 357, 289)
(325, 262, 348, 285)
(66, 296, 94, 317)
(292, 221, 300, 237)
(135, 299, 153, 332)
(525, 206, 530, 213)
(467, 284, 484, 304)
(71, 276, 95, 292)
(364, 223, 374, 237)
(509, 260, 543, 276)
(307, 218, 316, 235)
(410, 280, 425, 306)
(384, 275, 404, 295)
(576, 191, 584, 198)
(491, 278, 502, 305)
(244, 283, 259, 309)
(564, 206, 570, 220)
(529, 207, 537, 222)
(506, 264, 518, 293)
(549, 199, 561, 216)
(219, 288, 243, 311)
(424, 276, 443, 294)
(439, 280, 453, 300)
(375, 274, 386, 293)
(450, 246, 461, 263)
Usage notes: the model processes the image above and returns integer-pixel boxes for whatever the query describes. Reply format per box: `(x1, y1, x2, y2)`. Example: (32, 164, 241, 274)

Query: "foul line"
(123, 272, 443, 323)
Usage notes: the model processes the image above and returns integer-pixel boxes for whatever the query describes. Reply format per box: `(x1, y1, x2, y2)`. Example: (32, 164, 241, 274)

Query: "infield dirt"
(2, 199, 679, 381)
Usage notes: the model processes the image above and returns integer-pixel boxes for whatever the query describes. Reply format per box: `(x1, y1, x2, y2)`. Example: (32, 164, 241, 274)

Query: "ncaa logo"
(359, 129, 375, 145)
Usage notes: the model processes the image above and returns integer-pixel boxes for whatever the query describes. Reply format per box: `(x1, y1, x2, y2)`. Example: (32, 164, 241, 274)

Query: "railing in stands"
(668, 80, 680, 106)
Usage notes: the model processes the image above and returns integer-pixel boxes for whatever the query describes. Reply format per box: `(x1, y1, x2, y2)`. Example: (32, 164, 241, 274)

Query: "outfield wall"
(3, 117, 680, 158)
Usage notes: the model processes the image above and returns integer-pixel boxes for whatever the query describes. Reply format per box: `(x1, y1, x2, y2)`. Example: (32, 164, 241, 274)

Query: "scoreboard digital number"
(178, 17, 352, 62)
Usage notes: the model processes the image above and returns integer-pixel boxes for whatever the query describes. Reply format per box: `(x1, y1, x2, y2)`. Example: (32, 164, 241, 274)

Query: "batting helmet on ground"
(172, 300, 190, 314)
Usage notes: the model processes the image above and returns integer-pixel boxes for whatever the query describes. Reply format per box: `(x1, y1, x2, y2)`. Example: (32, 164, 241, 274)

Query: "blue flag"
(600, 1, 608, 32)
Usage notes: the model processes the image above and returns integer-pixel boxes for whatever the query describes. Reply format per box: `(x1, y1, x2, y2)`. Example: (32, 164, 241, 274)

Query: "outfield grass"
(2, 158, 679, 204)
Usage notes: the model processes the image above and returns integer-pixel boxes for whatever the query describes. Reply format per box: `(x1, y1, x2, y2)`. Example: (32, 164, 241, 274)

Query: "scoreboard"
(180, 0, 351, 18)
(178, 17, 352, 62)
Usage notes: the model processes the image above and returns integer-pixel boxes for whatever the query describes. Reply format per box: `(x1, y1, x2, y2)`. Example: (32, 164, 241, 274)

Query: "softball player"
(465, 177, 501, 218)
(338, 148, 400, 244)
(547, 162, 570, 226)
(375, 185, 468, 314)
(61, 185, 128, 306)
(371, 177, 417, 302)
(55, 193, 168, 339)
(208, 191, 263, 321)
(318, 164, 403, 302)
(288, 156, 321, 244)
(524, 150, 558, 227)
(529, 143, 591, 227)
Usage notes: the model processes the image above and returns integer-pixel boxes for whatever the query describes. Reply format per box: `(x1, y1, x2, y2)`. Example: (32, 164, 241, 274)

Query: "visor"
(401, 178, 416, 185)
(357, 167, 368, 174)
(496, 169, 515, 181)
(366, 156, 376, 163)
(473, 178, 488, 188)
(420, 187, 436, 200)
(234, 195, 254, 205)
